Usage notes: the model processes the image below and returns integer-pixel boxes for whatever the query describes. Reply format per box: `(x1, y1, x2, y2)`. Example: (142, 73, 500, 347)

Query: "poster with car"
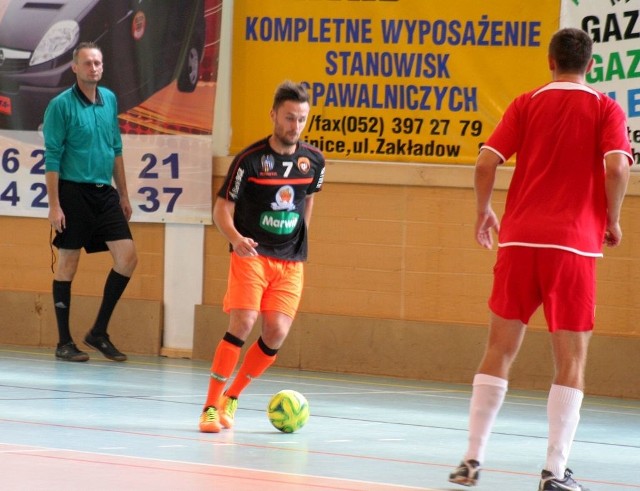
(0, 0, 222, 223)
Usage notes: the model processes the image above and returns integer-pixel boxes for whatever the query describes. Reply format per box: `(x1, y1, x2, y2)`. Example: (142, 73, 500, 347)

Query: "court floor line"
(1, 443, 434, 491)
(4, 349, 640, 413)
(1, 417, 638, 489)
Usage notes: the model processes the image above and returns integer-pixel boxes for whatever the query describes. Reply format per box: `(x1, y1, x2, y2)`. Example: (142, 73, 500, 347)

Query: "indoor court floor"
(0, 345, 638, 491)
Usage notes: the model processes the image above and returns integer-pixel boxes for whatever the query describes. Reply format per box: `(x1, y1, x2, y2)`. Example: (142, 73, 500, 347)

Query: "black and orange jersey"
(218, 136, 325, 261)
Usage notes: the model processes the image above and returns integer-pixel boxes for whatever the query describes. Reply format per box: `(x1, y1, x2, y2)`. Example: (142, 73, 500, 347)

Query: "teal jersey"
(43, 84, 123, 185)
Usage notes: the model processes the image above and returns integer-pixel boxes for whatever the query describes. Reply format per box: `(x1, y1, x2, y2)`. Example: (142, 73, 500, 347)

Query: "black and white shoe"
(55, 342, 89, 362)
(539, 469, 590, 491)
(448, 459, 480, 486)
(84, 332, 127, 362)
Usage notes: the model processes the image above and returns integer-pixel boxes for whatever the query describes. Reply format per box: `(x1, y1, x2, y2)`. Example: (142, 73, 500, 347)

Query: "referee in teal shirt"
(44, 42, 137, 363)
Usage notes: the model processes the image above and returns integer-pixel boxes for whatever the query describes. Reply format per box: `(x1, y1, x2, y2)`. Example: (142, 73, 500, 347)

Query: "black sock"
(53, 280, 72, 345)
(91, 269, 130, 336)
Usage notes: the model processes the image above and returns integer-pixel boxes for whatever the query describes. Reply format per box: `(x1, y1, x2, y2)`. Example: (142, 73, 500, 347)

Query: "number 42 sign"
(0, 132, 213, 225)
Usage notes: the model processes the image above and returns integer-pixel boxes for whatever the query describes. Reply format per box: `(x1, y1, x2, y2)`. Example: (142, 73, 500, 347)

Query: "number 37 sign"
(0, 131, 213, 225)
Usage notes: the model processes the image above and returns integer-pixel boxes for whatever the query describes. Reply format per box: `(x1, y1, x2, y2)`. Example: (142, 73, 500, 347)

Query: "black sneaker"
(84, 332, 127, 362)
(539, 469, 590, 491)
(55, 342, 89, 362)
(449, 459, 480, 486)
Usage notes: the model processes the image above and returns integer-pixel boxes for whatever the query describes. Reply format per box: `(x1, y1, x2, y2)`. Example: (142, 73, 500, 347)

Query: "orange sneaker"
(218, 394, 238, 429)
(199, 406, 221, 433)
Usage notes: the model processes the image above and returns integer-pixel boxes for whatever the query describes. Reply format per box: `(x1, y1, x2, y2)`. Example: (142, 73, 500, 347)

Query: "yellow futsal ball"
(267, 390, 310, 433)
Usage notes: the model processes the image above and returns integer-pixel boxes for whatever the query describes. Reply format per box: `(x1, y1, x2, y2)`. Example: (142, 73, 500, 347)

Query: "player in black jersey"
(200, 81, 325, 433)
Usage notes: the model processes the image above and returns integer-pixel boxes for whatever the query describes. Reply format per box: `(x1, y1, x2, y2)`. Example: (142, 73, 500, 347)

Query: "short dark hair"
(272, 81, 310, 110)
(73, 41, 101, 63)
(548, 28, 593, 74)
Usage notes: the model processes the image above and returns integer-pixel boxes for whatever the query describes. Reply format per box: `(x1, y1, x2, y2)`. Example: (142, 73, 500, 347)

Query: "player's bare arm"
(603, 152, 631, 247)
(45, 171, 65, 232)
(213, 197, 258, 257)
(112, 155, 132, 221)
(474, 149, 502, 249)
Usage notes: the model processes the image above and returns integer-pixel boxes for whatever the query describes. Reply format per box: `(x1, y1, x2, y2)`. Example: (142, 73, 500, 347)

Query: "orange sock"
(204, 339, 241, 408)
(226, 339, 277, 398)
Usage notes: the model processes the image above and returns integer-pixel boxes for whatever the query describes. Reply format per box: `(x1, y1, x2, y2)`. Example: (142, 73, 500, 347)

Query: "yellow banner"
(231, 0, 559, 164)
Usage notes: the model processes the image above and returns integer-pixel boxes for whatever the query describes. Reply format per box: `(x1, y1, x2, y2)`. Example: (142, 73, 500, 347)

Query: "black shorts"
(53, 180, 133, 253)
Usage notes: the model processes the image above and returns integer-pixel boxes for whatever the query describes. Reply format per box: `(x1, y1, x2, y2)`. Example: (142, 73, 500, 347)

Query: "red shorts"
(489, 246, 596, 332)
(223, 253, 304, 319)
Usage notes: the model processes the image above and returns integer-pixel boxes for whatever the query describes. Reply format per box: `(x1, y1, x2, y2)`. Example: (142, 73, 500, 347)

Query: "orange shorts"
(223, 253, 304, 319)
(489, 246, 596, 332)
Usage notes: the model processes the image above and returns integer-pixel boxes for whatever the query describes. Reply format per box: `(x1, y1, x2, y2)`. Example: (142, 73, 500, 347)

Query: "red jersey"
(219, 137, 325, 261)
(483, 82, 633, 256)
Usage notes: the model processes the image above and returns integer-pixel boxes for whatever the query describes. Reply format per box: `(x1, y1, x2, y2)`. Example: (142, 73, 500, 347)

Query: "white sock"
(545, 384, 583, 478)
(464, 373, 508, 464)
